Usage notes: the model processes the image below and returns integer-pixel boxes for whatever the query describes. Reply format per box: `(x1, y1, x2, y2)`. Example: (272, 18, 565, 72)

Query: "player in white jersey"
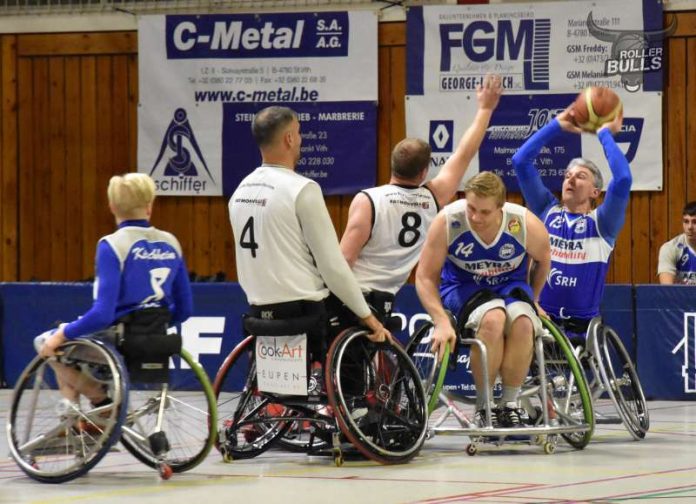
(229, 106, 389, 367)
(416, 172, 551, 426)
(340, 74, 503, 317)
(658, 201, 696, 285)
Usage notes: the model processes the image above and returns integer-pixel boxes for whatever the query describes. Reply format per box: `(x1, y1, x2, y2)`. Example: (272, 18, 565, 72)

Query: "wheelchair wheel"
(327, 328, 428, 464)
(405, 320, 449, 414)
(7, 339, 128, 483)
(540, 319, 594, 449)
(119, 349, 217, 472)
(213, 336, 292, 460)
(594, 325, 649, 439)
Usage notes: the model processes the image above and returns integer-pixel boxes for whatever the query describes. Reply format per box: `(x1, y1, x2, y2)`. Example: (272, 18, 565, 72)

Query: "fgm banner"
(406, 0, 667, 192)
(138, 12, 378, 196)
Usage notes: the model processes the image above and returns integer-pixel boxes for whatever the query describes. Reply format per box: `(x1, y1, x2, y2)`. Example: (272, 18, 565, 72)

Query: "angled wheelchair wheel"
(213, 336, 291, 460)
(119, 349, 217, 472)
(540, 319, 594, 449)
(327, 328, 428, 464)
(405, 320, 449, 414)
(594, 325, 649, 439)
(7, 339, 128, 483)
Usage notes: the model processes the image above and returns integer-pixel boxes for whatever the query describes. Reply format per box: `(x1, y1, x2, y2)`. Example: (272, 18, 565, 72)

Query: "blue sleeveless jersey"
(440, 201, 531, 308)
(539, 206, 613, 319)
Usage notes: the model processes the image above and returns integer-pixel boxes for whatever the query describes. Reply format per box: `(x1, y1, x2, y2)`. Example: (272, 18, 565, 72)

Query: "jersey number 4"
(398, 212, 422, 248)
(240, 217, 259, 258)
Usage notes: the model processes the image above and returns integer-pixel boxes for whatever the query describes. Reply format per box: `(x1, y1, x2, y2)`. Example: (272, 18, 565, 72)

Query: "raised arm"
(512, 108, 580, 218)
(596, 108, 632, 244)
(340, 192, 372, 267)
(427, 74, 502, 208)
(415, 212, 457, 361)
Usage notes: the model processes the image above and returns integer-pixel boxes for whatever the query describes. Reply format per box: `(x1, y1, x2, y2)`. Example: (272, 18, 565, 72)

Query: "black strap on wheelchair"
(117, 307, 181, 384)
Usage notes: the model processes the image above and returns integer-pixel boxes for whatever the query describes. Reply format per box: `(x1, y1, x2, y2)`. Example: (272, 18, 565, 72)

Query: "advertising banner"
(406, 0, 668, 192)
(138, 12, 378, 196)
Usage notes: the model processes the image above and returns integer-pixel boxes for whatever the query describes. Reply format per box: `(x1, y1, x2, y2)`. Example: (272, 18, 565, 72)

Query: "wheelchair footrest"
(148, 431, 170, 456)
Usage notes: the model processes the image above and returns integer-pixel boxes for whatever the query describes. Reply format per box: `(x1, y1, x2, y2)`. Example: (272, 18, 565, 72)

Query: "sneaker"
(499, 402, 529, 428)
(474, 406, 500, 428)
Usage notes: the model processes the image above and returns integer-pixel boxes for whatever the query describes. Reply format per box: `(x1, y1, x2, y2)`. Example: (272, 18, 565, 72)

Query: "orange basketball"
(572, 87, 622, 132)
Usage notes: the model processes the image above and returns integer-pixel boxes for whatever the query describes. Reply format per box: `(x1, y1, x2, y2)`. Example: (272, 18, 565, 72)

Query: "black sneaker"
(499, 402, 529, 428)
(474, 406, 500, 428)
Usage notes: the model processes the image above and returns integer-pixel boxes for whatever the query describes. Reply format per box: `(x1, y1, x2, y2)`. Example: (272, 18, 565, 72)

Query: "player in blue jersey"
(512, 105, 629, 334)
(658, 201, 696, 285)
(35, 173, 193, 406)
(416, 172, 551, 427)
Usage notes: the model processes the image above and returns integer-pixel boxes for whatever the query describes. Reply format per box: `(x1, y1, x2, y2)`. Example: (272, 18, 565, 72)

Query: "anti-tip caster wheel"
(466, 444, 478, 456)
(158, 463, 173, 480)
(543, 442, 556, 455)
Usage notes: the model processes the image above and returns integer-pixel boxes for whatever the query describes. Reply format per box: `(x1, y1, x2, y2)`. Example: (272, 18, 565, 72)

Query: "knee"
(508, 315, 535, 343)
(477, 310, 506, 342)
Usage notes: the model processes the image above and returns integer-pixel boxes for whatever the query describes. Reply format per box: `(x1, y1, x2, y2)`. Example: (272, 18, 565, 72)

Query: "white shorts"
(464, 299, 542, 336)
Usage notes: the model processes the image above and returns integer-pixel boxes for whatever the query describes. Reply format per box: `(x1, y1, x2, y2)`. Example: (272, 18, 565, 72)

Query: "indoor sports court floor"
(1, 392, 695, 504)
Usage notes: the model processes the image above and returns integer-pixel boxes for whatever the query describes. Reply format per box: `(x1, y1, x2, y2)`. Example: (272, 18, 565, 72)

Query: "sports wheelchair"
(553, 317, 649, 440)
(6, 309, 217, 483)
(406, 314, 595, 455)
(213, 304, 428, 466)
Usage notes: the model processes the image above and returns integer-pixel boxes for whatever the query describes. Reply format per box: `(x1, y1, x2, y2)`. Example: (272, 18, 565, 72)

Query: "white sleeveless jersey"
(352, 184, 438, 294)
(229, 165, 328, 305)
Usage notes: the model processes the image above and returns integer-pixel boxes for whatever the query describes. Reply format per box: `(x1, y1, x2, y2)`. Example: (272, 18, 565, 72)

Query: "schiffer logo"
(587, 11, 677, 93)
(150, 108, 216, 193)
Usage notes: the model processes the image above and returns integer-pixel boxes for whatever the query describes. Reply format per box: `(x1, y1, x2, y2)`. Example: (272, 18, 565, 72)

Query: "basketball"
(572, 87, 622, 132)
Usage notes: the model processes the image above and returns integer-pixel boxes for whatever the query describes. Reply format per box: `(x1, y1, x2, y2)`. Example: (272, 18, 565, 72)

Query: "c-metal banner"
(138, 12, 378, 196)
(406, 0, 669, 192)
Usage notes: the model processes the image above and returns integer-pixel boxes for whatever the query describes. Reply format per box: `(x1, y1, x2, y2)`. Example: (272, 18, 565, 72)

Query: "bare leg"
(500, 315, 534, 388)
(49, 362, 107, 405)
(470, 308, 506, 407)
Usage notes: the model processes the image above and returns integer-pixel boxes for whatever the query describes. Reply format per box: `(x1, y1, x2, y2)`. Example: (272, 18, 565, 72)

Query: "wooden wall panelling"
(377, 45, 392, 187)
(655, 36, 687, 279)
(17, 32, 137, 57)
(17, 56, 33, 280)
(49, 57, 67, 279)
(1, 36, 18, 280)
(33, 57, 51, 281)
(687, 38, 696, 205)
(80, 56, 98, 280)
(64, 56, 83, 280)
(95, 56, 116, 240)
(389, 46, 407, 159)
(631, 193, 651, 283)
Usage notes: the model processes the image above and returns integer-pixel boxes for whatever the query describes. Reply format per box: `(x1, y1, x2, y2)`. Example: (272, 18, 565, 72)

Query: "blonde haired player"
(35, 173, 193, 408)
(416, 172, 551, 428)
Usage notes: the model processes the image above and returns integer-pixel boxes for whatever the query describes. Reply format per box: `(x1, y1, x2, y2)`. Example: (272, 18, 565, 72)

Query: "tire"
(594, 325, 649, 440)
(120, 349, 217, 472)
(7, 339, 128, 483)
(540, 318, 595, 449)
(405, 321, 449, 414)
(326, 328, 428, 464)
(213, 336, 291, 459)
